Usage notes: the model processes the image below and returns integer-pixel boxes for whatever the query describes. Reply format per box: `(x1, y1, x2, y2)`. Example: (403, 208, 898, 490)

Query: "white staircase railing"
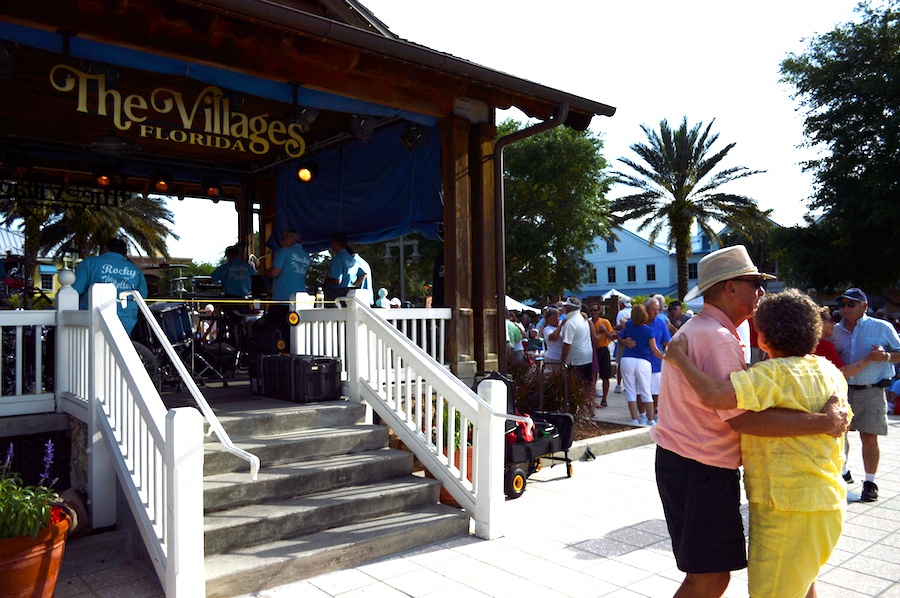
(290, 294, 529, 539)
(0, 309, 56, 418)
(55, 281, 205, 598)
(131, 292, 260, 480)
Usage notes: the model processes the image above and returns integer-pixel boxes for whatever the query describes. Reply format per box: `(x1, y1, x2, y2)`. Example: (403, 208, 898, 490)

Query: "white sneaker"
(648, 419, 656, 426)
(614, 385, 623, 393)
(630, 419, 640, 425)
(638, 414, 650, 426)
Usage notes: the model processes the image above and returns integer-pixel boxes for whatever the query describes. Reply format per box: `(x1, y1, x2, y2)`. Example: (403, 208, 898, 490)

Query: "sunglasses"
(838, 301, 858, 308)
(731, 276, 768, 291)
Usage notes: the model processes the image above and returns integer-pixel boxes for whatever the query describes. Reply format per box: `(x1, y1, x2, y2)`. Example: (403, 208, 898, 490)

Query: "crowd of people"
(505, 244, 900, 597)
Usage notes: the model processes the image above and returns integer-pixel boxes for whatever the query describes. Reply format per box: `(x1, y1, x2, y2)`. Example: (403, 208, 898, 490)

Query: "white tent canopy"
(505, 295, 540, 313)
(601, 288, 631, 301)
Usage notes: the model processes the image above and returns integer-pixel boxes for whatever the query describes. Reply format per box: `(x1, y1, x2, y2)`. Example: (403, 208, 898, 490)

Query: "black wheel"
(504, 466, 527, 499)
(566, 462, 574, 478)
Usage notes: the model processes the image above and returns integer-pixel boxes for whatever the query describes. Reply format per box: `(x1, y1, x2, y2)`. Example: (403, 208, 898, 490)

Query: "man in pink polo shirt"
(652, 246, 850, 598)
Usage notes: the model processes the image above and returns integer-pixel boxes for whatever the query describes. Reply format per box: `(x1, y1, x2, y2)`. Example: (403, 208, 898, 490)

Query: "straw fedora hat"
(683, 245, 775, 302)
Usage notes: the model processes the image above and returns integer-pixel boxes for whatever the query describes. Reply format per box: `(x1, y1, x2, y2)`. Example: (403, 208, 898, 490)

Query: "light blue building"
(576, 225, 719, 300)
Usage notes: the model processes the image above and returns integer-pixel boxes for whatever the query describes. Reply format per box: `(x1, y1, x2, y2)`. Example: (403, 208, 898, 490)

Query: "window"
(701, 234, 711, 251)
(627, 265, 636, 282)
(592, 267, 598, 284)
(646, 264, 656, 282)
(607, 267, 616, 283)
(688, 263, 698, 280)
(606, 238, 616, 253)
(40, 273, 54, 291)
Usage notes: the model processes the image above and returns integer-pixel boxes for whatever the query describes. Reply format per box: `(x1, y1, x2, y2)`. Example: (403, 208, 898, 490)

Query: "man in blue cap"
(831, 287, 900, 501)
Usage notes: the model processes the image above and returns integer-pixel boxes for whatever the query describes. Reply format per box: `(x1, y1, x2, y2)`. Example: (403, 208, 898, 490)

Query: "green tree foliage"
(36, 194, 175, 258)
(778, 1, 900, 292)
(612, 117, 766, 299)
(498, 119, 612, 300)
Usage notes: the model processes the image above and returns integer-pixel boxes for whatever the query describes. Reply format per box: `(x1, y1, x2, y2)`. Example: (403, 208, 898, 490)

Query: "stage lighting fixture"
(296, 159, 318, 183)
(153, 171, 173, 193)
(201, 175, 222, 199)
(400, 122, 428, 151)
(349, 115, 375, 142)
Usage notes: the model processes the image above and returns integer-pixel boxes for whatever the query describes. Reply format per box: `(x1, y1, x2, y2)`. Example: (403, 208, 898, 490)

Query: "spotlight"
(288, 106, 319, 132)
(400, 122, 428, 151)
(0, 41, 20, 79)
(93, 165, 115, 187)
(348, 115, 375, 142)
(201, 175, 222, 199)
(296, 158, 318, 183)
(153, 171, 172, 193)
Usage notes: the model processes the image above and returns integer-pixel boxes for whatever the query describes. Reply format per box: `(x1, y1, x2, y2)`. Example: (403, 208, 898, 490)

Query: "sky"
(165, 0, 865, 263)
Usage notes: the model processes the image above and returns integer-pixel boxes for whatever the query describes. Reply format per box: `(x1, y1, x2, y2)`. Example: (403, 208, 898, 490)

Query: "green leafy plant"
(507, 361, 593, 421)
(0, 440, 63, 539)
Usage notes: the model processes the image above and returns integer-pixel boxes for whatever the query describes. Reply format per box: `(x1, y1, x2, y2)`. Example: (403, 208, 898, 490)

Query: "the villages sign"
(49, 64, 307, 158)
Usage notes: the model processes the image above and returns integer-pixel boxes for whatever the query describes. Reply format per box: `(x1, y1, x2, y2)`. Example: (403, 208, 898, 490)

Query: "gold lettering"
(285, 124, 306, 158)
(123, 94, 148, 123)
(52, 65, 300, 157)
(268, 120, 286, 146)
(248, 114, 269, 154)
(230, 112, 248, 139)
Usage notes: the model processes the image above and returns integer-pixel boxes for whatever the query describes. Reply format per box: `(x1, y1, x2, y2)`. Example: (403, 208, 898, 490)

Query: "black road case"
(255, 354, 342, 403)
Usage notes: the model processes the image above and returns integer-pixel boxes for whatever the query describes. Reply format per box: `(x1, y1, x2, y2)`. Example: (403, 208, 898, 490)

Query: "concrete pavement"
(238, 391, 900, 598)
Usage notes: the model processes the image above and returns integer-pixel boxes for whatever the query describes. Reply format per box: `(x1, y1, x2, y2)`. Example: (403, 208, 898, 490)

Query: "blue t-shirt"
(329, 248, 357, 286)
(353, 254, 374, 306)
(72, 252, 148, 336)
(210, 258, 253, 297)
(621, 320, 654, 362)
(649, 315, 672, 373)
(272, 243, 311, 301)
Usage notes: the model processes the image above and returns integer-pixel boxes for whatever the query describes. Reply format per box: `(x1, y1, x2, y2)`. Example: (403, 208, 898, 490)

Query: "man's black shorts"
(655, 446, 747, 573)
(596, 347, 612, 379)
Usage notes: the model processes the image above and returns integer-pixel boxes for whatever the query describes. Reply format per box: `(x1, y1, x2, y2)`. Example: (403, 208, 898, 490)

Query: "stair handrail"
(131, 291, 260, 480)
(331, 297, 531, 539)
(56, 282, 206, 598)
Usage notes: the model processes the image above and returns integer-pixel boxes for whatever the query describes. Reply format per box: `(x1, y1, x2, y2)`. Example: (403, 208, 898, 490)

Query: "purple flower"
(39, 439, 54, 486)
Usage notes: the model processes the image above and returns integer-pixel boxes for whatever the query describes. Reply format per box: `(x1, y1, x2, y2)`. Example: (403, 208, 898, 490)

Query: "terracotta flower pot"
(424, 446, 473, 507)
(0, 514, 70, 598)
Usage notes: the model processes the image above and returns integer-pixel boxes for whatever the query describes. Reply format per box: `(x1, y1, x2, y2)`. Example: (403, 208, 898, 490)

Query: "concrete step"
(203, 477, 442, 555)
(204, 505, 470, 598)
(203, 448, 414, 512)
(203, 424, 388, 475)
(208, 399, 366, 438)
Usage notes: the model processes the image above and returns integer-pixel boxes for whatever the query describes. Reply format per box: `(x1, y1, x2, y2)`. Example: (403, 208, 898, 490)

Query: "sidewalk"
(239, 396, 900, 598)
(55, 388, 900, 597)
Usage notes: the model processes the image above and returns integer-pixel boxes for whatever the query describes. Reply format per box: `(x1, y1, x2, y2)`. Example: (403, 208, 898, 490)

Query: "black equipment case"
(252, 354, 342, 403)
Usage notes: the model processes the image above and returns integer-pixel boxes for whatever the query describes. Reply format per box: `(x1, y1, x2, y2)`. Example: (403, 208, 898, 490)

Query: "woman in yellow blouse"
(664, 289, 850, 598)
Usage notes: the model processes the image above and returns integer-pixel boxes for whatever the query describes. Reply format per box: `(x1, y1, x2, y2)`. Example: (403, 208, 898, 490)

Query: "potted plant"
(0, 440, 73, 598)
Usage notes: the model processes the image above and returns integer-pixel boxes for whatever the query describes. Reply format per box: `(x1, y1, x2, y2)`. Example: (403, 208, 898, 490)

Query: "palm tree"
(1, 191, 176, 307)
(38, 193, 176, 259)
(612, 117, 765, 299)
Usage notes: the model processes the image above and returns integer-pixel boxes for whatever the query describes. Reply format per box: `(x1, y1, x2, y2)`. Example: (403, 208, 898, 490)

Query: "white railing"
(0, 309, 56, 417)
(290, 294, 528, 539)
(131, 293, 260, 480)
(54, 281, 205, 598)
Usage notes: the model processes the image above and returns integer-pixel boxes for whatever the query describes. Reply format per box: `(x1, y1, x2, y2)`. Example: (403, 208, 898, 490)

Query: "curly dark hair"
(753, 289, 822, 357)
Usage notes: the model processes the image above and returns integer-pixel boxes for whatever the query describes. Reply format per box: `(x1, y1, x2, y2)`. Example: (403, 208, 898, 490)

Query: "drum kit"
(136, 263, 247, 388)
